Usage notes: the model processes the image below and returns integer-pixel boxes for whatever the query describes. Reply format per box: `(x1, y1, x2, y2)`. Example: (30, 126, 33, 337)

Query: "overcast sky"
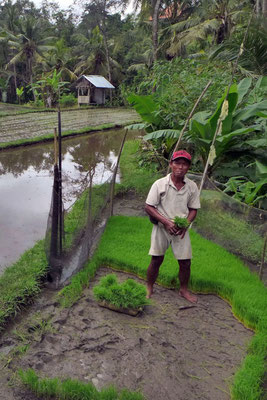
(33, 0, 75, 9)
(32, 0, 135, 13)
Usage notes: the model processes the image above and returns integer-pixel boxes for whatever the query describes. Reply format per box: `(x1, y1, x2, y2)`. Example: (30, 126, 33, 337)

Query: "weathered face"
(170, 158, 190, 179)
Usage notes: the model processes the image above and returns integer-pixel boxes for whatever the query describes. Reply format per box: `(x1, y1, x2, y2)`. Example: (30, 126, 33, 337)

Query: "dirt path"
(0, 108, 139, 143)
(0, 194, 254, 400)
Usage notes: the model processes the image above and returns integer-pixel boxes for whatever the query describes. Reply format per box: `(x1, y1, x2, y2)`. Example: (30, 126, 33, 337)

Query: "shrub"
(59, 93, 76, 107)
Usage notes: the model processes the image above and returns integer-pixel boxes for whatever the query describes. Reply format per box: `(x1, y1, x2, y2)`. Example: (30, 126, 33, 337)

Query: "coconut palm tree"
(6, 16, 55, 99)
(73, 27, 122, 82)
(44, 38, 77, 82)
(210, 19, 267, 75)
(164, 0, 252, 58)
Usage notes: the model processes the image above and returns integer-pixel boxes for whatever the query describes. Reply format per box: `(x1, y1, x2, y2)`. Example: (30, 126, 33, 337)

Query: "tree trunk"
(256, 0, 261, 14)
(13, 64, 17, 93)
(99, 0, 112, 103)
(28, 56, 36, 102)
(152, 0, 161, 64)
(262, 0, 267, 17)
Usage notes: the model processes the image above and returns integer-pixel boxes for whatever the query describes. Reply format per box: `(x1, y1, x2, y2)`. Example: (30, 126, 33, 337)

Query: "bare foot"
(179, 289, 198, 303)
(146, 284, 153, 299)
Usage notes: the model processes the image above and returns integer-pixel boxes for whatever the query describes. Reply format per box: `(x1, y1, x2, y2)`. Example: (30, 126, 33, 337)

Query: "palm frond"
(167, 18, 220, 57)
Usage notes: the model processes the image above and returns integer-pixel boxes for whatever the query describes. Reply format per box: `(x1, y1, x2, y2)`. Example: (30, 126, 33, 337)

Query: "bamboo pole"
(259, 233, 267, 281)
(167, 80, 212, 174)
(57, 108, 63, 256)
(199, 11, 254, 195)
(110, 129, 128, 216)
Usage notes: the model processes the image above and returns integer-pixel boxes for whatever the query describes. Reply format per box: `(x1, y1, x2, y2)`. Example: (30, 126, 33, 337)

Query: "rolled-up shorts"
(149, 224, 192, 260)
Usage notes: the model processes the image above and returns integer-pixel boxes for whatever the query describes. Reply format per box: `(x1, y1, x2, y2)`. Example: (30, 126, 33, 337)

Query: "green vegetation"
(93, 273, 150, 309)
(195, 190, 266, 264)
(132, 75, 267, 209)
(63, 184, 110, 251)
(0, 240, 47, 332)
(19, 368, 144, 400)
(117, 139, 161, 195)
(173, 216, 190, 229)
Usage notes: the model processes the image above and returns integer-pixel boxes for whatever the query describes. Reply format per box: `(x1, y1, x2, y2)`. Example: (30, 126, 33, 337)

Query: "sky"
(33, 0, 75, 9)
(32, 0, 135, 14)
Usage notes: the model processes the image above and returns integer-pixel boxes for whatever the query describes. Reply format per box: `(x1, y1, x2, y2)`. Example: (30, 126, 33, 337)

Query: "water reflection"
(0, 129, 140, 272)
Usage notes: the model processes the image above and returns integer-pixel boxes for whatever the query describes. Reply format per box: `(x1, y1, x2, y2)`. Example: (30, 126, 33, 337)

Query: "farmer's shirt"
(146, 173, 200, 221)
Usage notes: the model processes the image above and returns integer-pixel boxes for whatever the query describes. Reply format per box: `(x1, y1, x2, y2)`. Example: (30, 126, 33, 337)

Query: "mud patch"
(0, 267, 253, 400)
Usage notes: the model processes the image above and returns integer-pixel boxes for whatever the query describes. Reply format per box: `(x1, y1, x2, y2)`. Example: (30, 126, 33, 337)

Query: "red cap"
(171, 150, 191, 162)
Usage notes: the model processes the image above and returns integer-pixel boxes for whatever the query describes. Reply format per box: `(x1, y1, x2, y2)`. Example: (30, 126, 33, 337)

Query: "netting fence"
(190, 173, 267, 282)
(44, 129, 127, 288)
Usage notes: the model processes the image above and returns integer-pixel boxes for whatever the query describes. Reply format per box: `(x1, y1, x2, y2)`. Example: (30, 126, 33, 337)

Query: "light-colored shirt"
(146, 173, 200, 220)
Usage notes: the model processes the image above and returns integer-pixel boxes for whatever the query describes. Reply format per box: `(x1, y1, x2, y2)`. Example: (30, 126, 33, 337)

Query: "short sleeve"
(146, 181, 160, 207)
(188, 182, 201, 209)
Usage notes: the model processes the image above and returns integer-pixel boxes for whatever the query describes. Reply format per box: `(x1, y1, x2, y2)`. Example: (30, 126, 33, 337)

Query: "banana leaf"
(144, 129, 180, 140)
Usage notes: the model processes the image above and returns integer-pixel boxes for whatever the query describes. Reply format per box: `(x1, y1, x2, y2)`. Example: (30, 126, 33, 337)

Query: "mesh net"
(45, 167, 114, 286)
(44, 128, 123, 287)
(189, 173, 267, 282)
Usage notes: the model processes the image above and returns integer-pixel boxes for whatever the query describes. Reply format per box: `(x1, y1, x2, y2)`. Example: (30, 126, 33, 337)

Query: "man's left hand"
(176, 227, 187, 239)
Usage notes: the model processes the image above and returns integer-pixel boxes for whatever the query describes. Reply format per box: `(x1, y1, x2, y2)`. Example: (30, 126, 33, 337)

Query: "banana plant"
(143, 77, 267, 172)
(16, 86, 24, 104)
(223, 160, 267, 208)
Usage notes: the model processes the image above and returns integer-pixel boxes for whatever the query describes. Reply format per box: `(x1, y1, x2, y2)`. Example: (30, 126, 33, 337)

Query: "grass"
(57, 215, 267, 400)
(19, 368, 144, 400)
(116, 139, 161, 196)
(93, 273, 150, 309)
(195, 190, 266, 265)
(0, 240, 47, 333)
(63, 183, 110, 251)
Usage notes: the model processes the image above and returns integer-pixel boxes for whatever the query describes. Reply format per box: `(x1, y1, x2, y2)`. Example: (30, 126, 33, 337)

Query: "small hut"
(76, 75, 115, 106)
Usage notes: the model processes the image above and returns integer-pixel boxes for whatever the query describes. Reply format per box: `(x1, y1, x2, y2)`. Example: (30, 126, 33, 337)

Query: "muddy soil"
(0, 194, 254, 400)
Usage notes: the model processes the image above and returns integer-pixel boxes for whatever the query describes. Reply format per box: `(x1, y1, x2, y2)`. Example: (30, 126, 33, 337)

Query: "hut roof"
(78, 75, 115, 89)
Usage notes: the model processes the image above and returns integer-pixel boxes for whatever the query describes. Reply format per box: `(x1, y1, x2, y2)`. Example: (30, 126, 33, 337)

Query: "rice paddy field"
(0, 106, 139, 145)
(0, 135, 266, 400)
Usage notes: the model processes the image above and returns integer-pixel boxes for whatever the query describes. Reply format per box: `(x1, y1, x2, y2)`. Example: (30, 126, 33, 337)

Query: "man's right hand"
(164, 220, 179, 235)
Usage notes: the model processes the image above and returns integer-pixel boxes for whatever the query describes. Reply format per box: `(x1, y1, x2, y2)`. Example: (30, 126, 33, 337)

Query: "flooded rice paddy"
(0, 128, 139, 272)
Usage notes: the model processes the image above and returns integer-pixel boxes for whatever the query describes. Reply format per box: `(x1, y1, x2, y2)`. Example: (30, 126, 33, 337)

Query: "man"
(145, 150, 200, 303)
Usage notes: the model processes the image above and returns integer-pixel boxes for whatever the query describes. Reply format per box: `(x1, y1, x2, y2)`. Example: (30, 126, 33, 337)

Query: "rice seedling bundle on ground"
(93, 273, 150, 315)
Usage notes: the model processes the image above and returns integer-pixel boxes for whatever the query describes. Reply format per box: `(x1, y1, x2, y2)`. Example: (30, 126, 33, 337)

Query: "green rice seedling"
(93, 273, 150, 310)
(19, 368, 145, 400)
(195, 190, 266, 264)
(0, 240, 47, 332)
(14, 344, 29, 356)
(173, 216, 190, 229)
(60, 378, 99, 399)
